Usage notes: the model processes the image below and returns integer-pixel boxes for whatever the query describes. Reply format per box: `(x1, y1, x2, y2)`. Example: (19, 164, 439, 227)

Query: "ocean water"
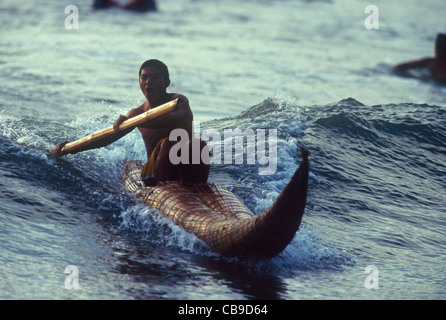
(1, 0, 445, 301)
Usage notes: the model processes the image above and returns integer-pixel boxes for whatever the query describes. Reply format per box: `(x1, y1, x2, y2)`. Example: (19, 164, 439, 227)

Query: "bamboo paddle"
(54, 98, 178, 156)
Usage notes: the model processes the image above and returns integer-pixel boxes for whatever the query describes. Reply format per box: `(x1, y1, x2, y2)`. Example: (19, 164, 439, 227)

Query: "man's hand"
(52, 141, 68, 156)
(113, 115, 128, 131)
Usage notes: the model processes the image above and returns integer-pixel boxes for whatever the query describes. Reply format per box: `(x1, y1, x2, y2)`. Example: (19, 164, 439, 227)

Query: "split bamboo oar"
(54, 98, 178, 156)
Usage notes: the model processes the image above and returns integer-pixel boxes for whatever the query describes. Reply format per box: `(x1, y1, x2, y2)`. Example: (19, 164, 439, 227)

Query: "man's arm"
(113, 104, 146, 131)
(52, 103, 147, 156)
(394, 57, 433, 70)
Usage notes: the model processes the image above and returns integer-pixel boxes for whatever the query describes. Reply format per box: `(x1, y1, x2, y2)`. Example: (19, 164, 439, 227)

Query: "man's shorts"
(140, 137, 168, 179)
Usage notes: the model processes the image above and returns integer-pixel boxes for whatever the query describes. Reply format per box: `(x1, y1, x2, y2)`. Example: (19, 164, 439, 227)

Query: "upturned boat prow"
(122, 146, 310, 259)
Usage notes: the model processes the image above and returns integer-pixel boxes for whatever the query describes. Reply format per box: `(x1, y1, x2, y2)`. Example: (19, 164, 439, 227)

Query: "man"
(53, 59, 209, 186)
(93, 0, 156, 12)
(394, 33, 446, 82)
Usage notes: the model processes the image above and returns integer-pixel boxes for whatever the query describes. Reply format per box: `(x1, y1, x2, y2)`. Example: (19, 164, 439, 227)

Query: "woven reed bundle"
(122, 149, 309, 258)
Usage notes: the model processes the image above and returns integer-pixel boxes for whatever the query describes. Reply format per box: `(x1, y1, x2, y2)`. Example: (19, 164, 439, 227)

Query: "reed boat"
(122, 147, 309, 258)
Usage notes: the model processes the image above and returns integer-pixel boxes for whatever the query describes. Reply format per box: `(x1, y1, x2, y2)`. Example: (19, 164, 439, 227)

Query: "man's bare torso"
(129, 93, 193, 159)
(429, 59, 446, 82)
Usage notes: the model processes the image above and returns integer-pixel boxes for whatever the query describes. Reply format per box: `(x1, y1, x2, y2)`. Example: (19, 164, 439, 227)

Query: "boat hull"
(122, 149, 309, 258)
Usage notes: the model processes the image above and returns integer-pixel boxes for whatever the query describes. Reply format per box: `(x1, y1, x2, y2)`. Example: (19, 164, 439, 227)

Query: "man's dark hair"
(435, 33, 446, 58)
(139, 59, 170, 83)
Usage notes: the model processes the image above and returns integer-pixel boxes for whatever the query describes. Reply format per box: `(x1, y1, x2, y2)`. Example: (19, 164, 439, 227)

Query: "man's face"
(139, 66, 170, 102)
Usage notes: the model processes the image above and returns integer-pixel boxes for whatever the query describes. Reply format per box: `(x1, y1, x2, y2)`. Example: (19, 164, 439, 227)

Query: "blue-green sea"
(1, 0, 445, 300)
